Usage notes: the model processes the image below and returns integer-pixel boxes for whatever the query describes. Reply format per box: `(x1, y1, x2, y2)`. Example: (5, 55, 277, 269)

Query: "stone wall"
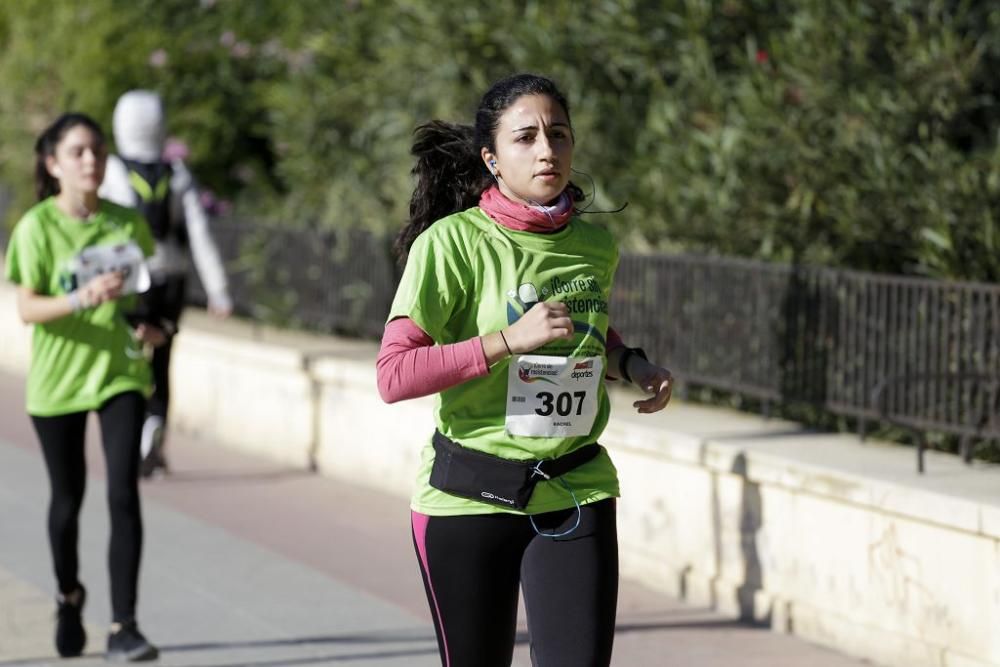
(1, 279, 998, 667)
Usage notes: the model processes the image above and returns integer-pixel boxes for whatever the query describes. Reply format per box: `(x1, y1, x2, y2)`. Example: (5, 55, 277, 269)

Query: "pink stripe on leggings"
(412, 510, 450, 667)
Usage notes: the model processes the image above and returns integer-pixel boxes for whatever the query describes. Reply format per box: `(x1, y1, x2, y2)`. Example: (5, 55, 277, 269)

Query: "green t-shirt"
(4, 197, 156, 416)
(389, 207, 621, 516)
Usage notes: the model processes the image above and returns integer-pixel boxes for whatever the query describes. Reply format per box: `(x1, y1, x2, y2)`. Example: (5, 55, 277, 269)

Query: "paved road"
(0, 369, 868, 666)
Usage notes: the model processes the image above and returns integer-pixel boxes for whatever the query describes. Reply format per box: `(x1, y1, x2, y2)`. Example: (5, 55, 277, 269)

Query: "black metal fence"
(194, 222, 998, 460)
(612, 254, 1000, 463)
(6, 218, 998, 461)
(186, 221, 398, 338)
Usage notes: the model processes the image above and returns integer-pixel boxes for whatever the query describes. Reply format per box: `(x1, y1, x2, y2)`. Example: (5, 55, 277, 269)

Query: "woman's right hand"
(79, 271, 124, 307)
(503, 301, 575, 354)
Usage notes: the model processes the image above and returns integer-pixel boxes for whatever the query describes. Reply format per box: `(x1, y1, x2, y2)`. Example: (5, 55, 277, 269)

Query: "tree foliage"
(1, 0, 997, 280)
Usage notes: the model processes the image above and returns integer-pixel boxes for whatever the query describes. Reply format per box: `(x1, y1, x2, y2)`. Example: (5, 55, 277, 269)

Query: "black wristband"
(619, 346, 648, 384)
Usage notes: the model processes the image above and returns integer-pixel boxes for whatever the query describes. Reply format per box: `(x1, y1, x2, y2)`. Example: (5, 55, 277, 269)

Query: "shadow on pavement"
(614, 618, 744, 635)
(0, 620, 751, 667)
(613, 606, 717, 621)
(0, 631, 440, 667)
(0, 646, 442, 667)
(159, 629, 441, 667)
(161, 629, 437, 653)
(146, 468, 314, 484)
(195, 648, 443, 667)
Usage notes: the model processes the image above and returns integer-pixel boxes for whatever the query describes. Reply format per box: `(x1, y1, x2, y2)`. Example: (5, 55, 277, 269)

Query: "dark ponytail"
(393, 121, 492, 264)
(394, 73, 583, 266)
(34, 113, 105, 201)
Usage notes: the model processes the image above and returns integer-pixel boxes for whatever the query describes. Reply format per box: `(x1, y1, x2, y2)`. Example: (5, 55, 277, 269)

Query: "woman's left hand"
(629, 359, 674, 414)
(135, 324, 168, 348)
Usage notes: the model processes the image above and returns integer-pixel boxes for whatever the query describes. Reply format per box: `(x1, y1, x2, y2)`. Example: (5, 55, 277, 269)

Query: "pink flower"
(231, 42, 252, 59)
(220, 31, 236, 47)
(149, 49, 168, 68)
(199, 190, 217, 210)
(162, 137, 190, 161)
(198, 190, 231, 217)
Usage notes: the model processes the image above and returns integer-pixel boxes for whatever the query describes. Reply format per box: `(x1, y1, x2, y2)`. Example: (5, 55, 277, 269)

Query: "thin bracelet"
(67, 290, 82, 312)
(499, 330, 513, 356)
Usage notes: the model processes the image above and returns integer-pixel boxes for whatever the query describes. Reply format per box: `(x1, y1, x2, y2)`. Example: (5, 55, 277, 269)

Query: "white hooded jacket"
(99, 90, 231, 311)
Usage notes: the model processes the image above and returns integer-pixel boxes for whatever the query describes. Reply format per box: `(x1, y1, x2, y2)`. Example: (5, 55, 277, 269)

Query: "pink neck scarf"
(478, 185, 574, 233)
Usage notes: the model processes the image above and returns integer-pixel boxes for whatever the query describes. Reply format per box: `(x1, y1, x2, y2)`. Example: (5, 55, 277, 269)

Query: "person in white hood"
(100, 90, 232, 477)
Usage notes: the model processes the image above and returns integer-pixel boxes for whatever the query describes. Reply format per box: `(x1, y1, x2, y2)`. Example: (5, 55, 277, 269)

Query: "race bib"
(505, 355, 603, 437)
(66, 242, 150, 295)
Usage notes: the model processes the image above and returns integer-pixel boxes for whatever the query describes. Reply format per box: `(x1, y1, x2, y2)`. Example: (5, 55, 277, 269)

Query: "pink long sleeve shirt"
(376, 317, 626, 403)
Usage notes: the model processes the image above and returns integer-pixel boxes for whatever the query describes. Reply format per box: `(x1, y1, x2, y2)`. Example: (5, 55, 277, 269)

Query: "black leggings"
(144, 276, 186, 422)
(31, 391, 146, 623)
(412, 499, 619, 667)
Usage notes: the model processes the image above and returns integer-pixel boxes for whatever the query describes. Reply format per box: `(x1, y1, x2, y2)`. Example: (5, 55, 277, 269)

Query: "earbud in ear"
(488, 159, 498, 175)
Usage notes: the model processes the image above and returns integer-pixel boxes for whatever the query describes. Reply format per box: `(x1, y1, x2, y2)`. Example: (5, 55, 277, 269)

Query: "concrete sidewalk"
(0, 437, 439, 666)
(0, 370, 866, 666)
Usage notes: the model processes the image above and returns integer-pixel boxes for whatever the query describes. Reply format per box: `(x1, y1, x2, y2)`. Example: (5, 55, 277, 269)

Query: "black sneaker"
(55, 584, 87, 657)
(139, 417, 165, 479)
(139, 449, 169, 479)
(106, 620, 158, 662)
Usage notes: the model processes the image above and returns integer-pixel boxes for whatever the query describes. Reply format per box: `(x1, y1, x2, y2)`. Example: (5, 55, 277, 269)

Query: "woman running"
(378, 73, 673, 666)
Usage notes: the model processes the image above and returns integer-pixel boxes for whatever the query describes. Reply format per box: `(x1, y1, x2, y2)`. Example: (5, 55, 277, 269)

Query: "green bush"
(0, 0, 997, 281)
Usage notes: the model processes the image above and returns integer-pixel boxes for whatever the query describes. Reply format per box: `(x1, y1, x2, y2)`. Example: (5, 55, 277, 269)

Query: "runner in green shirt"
(377, 74, 674, 667)
(4, 113, 161, 662)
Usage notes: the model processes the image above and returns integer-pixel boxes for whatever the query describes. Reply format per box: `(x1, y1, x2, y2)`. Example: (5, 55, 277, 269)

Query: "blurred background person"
(100, 89, 233, 478)
(5, 112, 161, 661)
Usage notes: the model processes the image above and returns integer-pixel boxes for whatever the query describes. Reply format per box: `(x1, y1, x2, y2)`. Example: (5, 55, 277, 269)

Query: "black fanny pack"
(428, 430, 602, 510)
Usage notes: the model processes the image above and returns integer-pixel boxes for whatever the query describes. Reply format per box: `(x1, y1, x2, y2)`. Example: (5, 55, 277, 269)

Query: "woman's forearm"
(378, 320, 633, 402)
(16, 287, 76, 324)
(376, 318, 491, 403)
